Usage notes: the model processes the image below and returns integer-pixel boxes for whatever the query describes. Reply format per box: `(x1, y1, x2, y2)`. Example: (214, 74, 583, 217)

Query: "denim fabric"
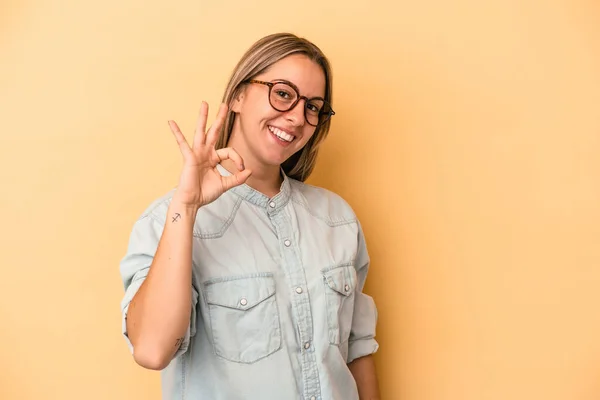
(120, 164, 378, 400)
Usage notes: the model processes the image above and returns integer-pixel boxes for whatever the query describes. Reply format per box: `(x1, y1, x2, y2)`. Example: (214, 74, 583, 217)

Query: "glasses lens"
(305, 99, 326, 126)
(270, 82, 298, 111)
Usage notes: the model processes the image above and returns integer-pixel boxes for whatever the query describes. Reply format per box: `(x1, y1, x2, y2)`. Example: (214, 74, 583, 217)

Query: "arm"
(125, 200, 199, 370)
(347, 220, 380, 397)
(348, 354, 380, 400)
(121, 102, 250, 370)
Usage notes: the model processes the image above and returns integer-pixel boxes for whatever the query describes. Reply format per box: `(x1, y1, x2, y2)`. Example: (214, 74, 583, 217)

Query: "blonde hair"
(216, 32, 333, 182)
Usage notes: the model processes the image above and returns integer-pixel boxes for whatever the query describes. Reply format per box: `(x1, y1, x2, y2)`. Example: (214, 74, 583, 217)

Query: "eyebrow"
(270, 79, 326, 100)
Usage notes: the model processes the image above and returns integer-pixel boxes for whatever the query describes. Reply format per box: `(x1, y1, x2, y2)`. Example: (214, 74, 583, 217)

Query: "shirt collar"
(215, 163, 292, 212)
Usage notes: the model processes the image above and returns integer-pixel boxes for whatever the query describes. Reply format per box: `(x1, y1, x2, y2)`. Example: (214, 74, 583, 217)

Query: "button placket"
(272, 209, 321, 398)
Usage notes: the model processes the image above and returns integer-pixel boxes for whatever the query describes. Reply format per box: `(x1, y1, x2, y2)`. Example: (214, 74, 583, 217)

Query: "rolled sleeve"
(347, 291, 379, 363)
(119, 212, 198, 357)
(347, 221, 379, 363)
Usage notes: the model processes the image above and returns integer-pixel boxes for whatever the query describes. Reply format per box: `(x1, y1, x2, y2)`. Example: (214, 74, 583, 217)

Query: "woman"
(120, 32, 380, 400)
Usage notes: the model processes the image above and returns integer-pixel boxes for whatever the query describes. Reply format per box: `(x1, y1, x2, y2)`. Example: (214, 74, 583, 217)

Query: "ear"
(230, 87, 245, 113)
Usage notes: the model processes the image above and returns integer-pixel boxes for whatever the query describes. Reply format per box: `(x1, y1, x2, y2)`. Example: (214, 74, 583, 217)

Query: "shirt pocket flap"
(323, 265, 357, 297)
(204, 275, 276, 310)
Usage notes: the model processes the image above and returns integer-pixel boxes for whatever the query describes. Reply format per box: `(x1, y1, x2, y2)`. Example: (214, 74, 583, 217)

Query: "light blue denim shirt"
(120, 165, 379, 400)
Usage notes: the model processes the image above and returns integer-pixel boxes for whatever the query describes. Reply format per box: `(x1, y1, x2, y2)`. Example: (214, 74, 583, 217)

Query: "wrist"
(170, 196, 202, 216)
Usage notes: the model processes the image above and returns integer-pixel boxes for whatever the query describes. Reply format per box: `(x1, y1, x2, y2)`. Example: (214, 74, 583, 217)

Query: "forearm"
(126, 199, 198, 369)
(348, 354, 380, 400)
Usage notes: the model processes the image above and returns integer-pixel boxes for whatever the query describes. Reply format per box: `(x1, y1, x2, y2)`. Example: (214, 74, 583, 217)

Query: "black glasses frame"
(245, 79, 335, 127)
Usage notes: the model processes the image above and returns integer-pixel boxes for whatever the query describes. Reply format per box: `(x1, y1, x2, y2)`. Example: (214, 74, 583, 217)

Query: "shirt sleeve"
(119, 212, 199, 359)
(347, 220, 379, 364)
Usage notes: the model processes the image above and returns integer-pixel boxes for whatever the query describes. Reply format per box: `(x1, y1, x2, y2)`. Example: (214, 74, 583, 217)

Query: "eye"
(306, 101, 322, 114)
(274, 89, 293, 100)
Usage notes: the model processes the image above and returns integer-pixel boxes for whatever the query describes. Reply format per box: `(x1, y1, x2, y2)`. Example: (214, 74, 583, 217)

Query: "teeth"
(269, 126, 294, 142)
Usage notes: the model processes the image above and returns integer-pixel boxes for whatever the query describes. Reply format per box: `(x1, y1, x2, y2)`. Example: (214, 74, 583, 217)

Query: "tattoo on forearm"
(175, 337, 184, 348)
(172, 213, 181, 223)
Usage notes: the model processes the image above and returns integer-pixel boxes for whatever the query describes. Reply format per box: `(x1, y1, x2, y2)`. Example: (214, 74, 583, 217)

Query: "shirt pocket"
(203, 273, 282, 364)
(322, 263, 358, 346)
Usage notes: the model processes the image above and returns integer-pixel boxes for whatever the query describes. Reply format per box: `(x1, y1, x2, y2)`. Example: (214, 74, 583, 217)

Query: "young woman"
(120, 32, 380, 400)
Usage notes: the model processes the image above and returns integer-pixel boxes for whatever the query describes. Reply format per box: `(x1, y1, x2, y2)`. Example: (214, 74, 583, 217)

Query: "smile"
(268, 126, 295, 143)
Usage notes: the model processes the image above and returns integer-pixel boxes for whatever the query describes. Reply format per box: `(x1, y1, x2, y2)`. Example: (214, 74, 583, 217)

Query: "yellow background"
(1, 0, 599, 399)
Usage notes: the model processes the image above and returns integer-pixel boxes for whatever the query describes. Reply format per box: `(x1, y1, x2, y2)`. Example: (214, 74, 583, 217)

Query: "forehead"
(257, 54, 326, 98)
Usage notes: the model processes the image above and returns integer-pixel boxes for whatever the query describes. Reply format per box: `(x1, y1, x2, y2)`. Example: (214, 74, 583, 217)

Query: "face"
(230, 54, 327, 169)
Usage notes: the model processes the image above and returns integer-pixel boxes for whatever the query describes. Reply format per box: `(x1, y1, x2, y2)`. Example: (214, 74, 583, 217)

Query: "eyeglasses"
(245, 79, 335, 127)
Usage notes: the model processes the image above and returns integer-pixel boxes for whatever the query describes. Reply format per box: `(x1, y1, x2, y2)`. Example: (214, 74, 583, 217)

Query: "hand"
(168, 102, 251, 209)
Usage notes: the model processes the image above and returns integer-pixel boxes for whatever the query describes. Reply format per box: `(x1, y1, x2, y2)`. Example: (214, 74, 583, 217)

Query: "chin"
(257, 127, 297, 165)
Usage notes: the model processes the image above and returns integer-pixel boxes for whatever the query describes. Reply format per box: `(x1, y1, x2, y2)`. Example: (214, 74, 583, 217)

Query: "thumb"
(221, 169, 252, 191)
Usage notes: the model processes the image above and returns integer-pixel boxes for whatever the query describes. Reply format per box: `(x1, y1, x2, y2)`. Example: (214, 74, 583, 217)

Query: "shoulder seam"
(291, 193, 356, 227)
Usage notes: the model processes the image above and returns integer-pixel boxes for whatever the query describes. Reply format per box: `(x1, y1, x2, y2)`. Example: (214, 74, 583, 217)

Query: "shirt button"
(269, 201, 276, 208)
(240, 298, 248, 306)
(284, 239, 291, 247)
(295, 287, 303, 294)
(310, 397, 316, 400)
(344, 284, 350, 292)
(304, 341, 311, 349)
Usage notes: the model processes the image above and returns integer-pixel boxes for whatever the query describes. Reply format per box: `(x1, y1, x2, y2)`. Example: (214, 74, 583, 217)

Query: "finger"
(221, 169, 252, 191)
(192, 101, 209, 150)
(205, 103, 228, 146)
(168, 120, 193, 159)
(215, 147, 245, 171)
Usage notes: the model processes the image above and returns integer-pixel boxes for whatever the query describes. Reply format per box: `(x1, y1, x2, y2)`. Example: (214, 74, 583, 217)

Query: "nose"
(284, 98, 306, 127)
